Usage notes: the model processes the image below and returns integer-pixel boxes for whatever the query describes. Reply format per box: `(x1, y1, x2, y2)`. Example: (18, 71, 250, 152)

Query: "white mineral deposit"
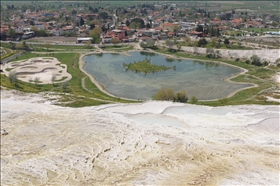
(1, 89, 279, 185)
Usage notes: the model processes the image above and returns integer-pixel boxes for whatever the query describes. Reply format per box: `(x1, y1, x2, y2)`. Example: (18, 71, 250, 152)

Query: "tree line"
(152, 87, 198, 104)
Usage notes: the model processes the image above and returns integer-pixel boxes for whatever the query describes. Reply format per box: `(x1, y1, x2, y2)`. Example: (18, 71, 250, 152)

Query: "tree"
(45, 42, 51, 51)
(111, 37, 120, 45)
(22, 41, 28, 50)
(173, 26, 180, 33)
(184, 36, 191, 46)
(206, 48, 215, 58)
(51, 74, 56, 86)
(90, 27, 102, 44)
(153, 87, 175, 101)
(80, 17, 84, 26)
(195, 25, 203, 32)
(129, 18, 145, 29)
(165, 39, 176, 51)
(190, 96, 198, 104)
(71, 9, 77, 15)
(99, 12, 109, 20)
(9, 42, 16, 50)
(224, 38, 230, 45)
(176, 42, 182, 51)
(197, 38, 207, 47)
(251, 55, 262, 66)
(34, 77, 40, 85)
(85, 41, 92, 49)
(89, 20, 96, 29)
(146, 40, 155, 48)
(211, 37, 217, 47)
(8, 71, 18, 85)
(89, 22, 95, 30)
(140, 40, 155, 49)
(173, 90, 188, 103)
(7, 27, 16, 40)
(62, 81, 69, 91)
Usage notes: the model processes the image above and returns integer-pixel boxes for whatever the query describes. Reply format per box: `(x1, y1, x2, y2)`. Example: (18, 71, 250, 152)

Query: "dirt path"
(80, 76, 115, 103)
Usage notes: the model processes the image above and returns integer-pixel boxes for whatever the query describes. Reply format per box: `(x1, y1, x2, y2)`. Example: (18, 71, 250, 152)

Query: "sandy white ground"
(1, 89, 279, 186)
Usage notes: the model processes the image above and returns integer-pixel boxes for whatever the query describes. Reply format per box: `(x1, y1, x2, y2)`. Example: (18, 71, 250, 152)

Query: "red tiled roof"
(168, 31, 175, 35)
(188, 31, 203, 35)
(231, 18, 242, 24)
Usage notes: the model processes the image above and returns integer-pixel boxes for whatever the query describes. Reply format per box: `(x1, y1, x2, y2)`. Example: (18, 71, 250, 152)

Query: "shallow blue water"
(83, 51, 251, 100)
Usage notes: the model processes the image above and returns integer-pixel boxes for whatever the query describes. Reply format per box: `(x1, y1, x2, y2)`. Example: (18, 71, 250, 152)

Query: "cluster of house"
(77, 22, 204, 44)
(0, 5, 279, 43)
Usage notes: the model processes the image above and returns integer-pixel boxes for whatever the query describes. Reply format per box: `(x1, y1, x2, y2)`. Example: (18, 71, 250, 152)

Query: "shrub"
(34, 77, 40, 85)
(8, 71, 18, 85)
(263, 61, 269, 66)
(153, 88, 189, 103)
(190, 96, 198, 104)
(224, 38, 230, 45)
(173, 90, 188, 103)
(197, 38, 207, 47)
(219, 98, 229, 105)
(251, 55, 262, 66)
(153, 87, 175, 101)
(62, 81, 69, 91)
(206, 48, 216, 58)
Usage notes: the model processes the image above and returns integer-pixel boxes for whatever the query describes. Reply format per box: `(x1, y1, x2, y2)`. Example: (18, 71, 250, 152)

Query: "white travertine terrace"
(1, 89, 279, 185)
(1, 57, 72, 84)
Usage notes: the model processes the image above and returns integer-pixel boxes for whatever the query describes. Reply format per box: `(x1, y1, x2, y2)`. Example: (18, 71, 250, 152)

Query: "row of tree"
(152, 87, 198, 104)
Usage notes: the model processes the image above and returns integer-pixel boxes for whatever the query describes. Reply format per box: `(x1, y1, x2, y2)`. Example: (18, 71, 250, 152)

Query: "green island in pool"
(123, 59, 174, 74)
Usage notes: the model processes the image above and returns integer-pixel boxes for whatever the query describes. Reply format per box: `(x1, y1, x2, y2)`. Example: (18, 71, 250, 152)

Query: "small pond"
(83, 51, 252, 100)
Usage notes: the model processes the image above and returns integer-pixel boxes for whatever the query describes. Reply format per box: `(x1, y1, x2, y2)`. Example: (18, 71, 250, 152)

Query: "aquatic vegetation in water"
(123, 58, 173, 74)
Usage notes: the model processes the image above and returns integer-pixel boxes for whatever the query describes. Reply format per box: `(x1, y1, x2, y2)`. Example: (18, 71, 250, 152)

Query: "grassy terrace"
(153, 46, 280, 106)
(1, 52, 138, 107)
(124, 59, 173, 73)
